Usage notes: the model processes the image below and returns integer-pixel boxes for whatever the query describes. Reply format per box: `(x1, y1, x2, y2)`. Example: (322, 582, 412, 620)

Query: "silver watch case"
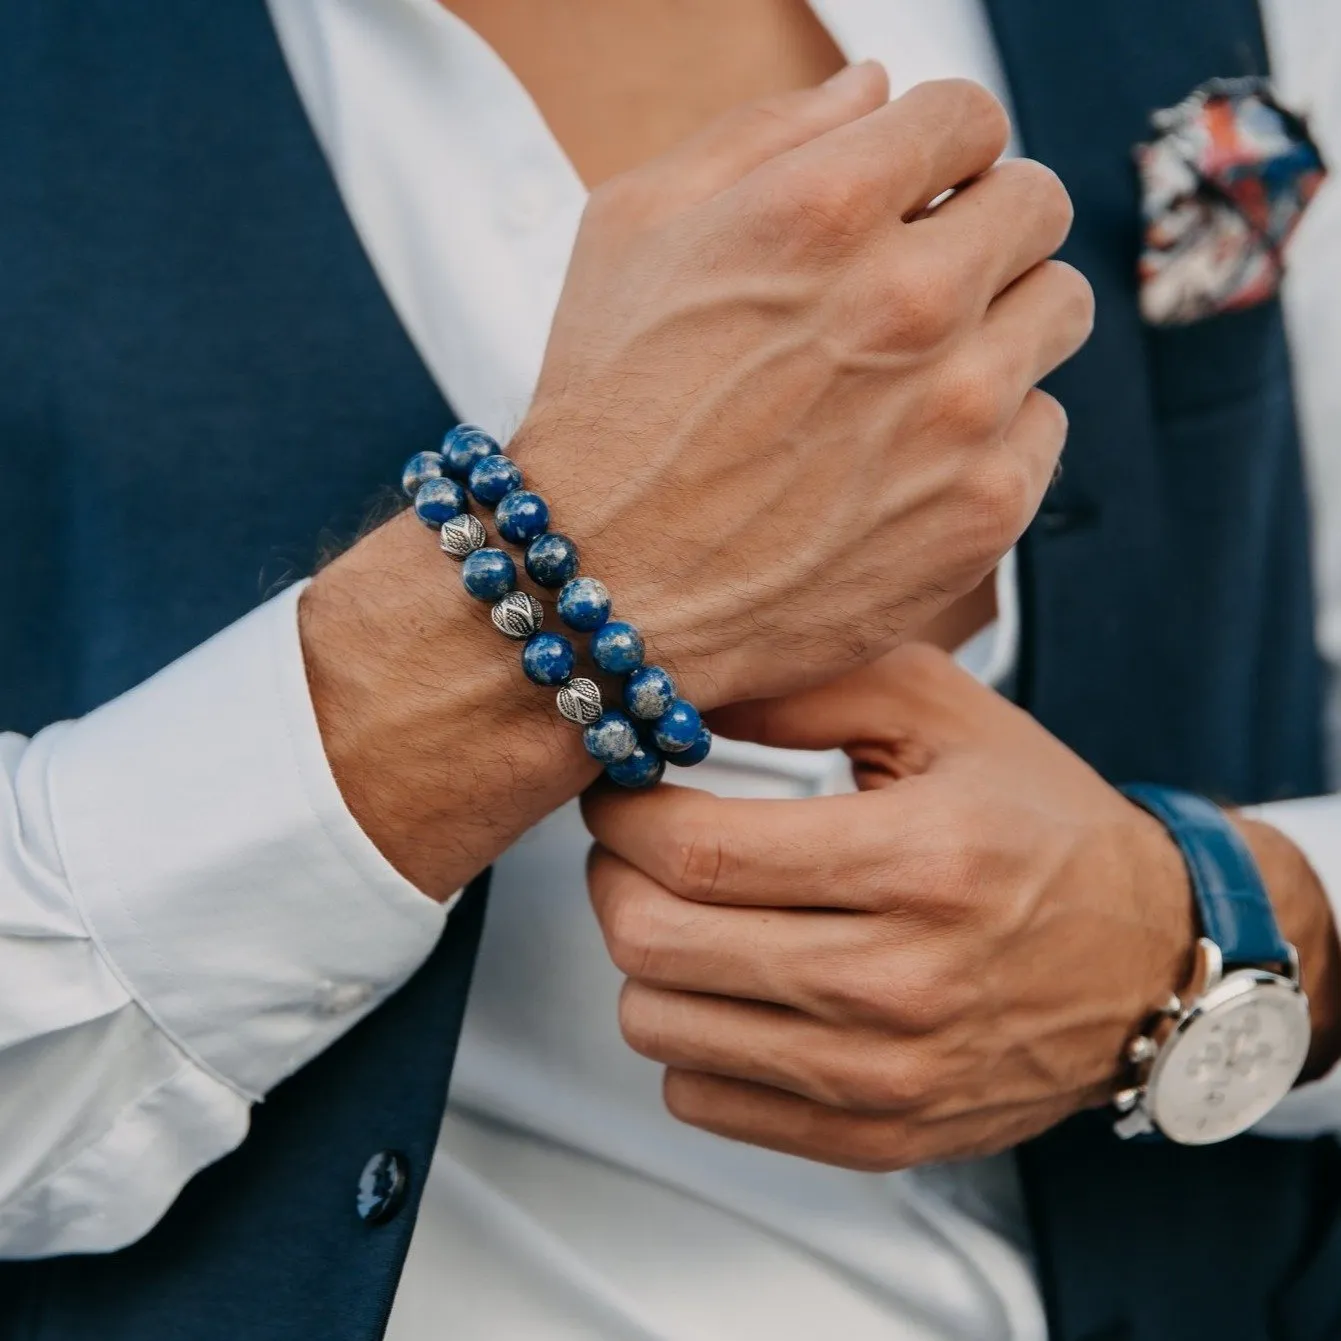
(1113, 938, 1311, 1145)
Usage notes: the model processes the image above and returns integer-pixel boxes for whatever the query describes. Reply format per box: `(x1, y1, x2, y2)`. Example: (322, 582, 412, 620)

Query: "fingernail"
(823, 60, 880, 96)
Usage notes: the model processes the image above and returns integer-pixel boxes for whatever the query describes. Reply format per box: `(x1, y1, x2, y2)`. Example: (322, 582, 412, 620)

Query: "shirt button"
(316, 981, 373, 1016)
(356, 1151, 409, 1225)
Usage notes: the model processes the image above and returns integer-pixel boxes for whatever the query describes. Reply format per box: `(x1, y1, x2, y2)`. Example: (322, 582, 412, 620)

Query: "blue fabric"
(0, 1, 1336, 1339)
(1121, 784, 1293, 968)
(982, 1, 1340, 1338)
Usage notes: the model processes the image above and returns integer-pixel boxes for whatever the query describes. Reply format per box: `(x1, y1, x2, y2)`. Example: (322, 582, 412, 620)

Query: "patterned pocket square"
(1135, 76, 1327, 327)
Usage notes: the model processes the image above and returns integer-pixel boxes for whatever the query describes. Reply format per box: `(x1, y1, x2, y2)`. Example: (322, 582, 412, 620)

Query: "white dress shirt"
(2, 1, 1340, 1337)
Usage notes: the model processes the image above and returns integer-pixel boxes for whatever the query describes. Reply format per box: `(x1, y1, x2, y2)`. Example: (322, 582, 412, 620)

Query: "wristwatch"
(1111, 784, 1312, 1144)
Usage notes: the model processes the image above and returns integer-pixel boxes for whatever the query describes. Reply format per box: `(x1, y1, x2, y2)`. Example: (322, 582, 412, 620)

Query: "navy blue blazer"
(1, 2, 1338, 1338)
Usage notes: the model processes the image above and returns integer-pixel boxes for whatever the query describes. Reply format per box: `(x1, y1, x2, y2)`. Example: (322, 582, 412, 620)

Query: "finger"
(639, 61, 889, 207)
(999, 385, 1073, 519)
(760, 79, 1010, 224)
(662, 1069, 1079, 1172)
(912, 159, 1074, 307)
(981, 260, 1095, 392)
(619, 981, 917, 1109)
(589, 845, 875, 1008)
(582, 784, 905, 909)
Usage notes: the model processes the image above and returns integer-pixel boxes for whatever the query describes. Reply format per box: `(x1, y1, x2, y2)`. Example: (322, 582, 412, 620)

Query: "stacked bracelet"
(400, 426, 711, 788)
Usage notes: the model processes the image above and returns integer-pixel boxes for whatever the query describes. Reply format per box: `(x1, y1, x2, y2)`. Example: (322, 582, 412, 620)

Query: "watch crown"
(1127, 1035, 1159, 1066)
(1113, 1090, 1157, 1139)
(1158, 993, 1183, 1017)
(1113, 1086, 1143, 1115)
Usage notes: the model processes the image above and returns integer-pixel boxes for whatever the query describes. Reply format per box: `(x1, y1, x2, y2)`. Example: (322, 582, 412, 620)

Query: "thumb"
(710, 643, 999, 758)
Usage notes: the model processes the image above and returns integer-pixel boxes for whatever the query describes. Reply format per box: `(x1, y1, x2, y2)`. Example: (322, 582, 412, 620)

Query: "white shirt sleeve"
(1247, 795, 1341, 1137)
(0, 582, 447, 1258)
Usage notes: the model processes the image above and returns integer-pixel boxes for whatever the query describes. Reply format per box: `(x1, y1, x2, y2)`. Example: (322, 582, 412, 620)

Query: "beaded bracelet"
(400, 426, 711, 788)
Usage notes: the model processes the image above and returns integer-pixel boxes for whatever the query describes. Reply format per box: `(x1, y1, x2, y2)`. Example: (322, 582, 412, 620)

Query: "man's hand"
(582, 645, 1341, 1170)
(304, 68, 1090, 898)
(520, 66, 1090, 707)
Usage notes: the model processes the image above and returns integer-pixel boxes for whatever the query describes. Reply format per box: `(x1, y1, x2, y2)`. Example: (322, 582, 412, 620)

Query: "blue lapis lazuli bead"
(605, 743, 666, 789)
(653, 699, 702, 753)
(495, 490, 550, 544)
(442, 424, 500, 481)
(468, 454, 523, 506)
(524, 533, 580, 588)
(522, 631, 576, 686)
(591, 621, 644, 675)
(557, 577, 611, 632)
(461, 547, 516, 602)
(664, 724, 712, 767)
(583, 711, 639, 765)
(401, 450, 447, 499)
(624, 665, 676, 721)
(413, 477, 468, 527)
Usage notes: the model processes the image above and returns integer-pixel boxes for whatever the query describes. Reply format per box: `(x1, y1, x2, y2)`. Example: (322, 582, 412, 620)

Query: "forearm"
(302, 510, 601, 901)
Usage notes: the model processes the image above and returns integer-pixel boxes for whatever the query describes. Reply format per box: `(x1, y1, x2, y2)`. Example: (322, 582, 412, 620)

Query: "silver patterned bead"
(556, 677, 603, 725)
(439, 513, 487, 559)
(490, 591, 544, 639)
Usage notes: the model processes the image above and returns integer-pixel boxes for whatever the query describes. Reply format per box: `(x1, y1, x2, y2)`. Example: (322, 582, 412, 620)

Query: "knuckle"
(885, 260, 960, 348)
(832, 1122, 919, 1173)
(800, 1041, 933, 1113)
(810, 955, 900, 1026)
(940, 360, 1009, 442)
(832, 1058, 927, 1113)
(885, 965, 970, 1035)
(795, 1058, 866, 1111)
(661, 1068, 700, 1123)
(867, 1054, 935, 1111)
(617, 983, 665, 1058)
(1031, 387, 1071, 442)
(903, 79, 1009, 164)
(673, 820, 729, 901)
(1051, 260, 1097, 337)
(1010, 158, 1075, 237)
(959, 454, 1034, 558)
(602, 890, 659, 979)
(887, 966, 956, 1034)
(944, 78, 1011, 147)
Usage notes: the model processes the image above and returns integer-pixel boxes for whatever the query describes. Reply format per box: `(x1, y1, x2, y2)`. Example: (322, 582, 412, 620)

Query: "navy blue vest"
(1, 2, 1336, 1339)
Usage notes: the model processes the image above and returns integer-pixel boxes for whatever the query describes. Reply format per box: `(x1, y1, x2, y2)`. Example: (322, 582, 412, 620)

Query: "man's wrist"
(508, 413, 735, 711)
(301, 511, 599, 900)
(1229, 813, 1341, 1082)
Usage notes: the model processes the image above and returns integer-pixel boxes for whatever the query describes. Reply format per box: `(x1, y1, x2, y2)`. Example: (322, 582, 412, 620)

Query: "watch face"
(1148, 973, 1311, 1145)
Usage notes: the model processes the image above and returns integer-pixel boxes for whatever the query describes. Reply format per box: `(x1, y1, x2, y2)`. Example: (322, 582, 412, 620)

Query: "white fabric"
(0, 10, 1335, 1341)
(0, 585, 446, 1256)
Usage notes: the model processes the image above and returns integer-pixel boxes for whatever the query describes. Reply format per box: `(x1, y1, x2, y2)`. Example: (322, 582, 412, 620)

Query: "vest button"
(356, 1151, 409, 1225)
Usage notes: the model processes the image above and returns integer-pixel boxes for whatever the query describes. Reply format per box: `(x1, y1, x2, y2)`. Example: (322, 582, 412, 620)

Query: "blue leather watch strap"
(1120, 783, 1292, 968)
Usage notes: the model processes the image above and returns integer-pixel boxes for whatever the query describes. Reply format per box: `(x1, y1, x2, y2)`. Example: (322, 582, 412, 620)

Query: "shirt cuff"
(1246, 795, 1341, 1136)
(45, 582, 447, 1102)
